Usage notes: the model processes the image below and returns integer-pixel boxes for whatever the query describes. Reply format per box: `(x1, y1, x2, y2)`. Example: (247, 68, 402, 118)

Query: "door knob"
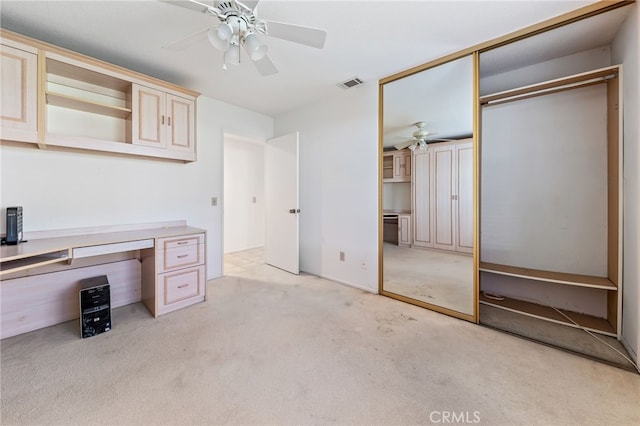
(289, 209, 301, 214)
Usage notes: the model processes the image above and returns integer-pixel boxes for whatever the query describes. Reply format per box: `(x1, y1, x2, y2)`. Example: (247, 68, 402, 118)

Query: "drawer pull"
(177, 254, 188, 259)
(177, 241, 189, 245)
(178, 284, 189, 289)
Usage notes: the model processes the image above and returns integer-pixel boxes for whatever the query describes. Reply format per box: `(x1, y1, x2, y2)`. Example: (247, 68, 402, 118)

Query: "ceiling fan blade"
(237, 0, 260, 12)
(252, 54, 278, 76)
(160, 0, 215, 14)
(264, 20, 327, 49)
(162, 28, 209, 51)
(393, 140, 417, 150)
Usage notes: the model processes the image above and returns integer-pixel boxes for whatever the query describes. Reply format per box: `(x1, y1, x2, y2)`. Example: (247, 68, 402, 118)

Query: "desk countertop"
(1, 225, 205, 263)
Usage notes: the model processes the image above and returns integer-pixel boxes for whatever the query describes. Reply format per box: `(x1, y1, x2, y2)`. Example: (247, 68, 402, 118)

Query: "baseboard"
(317, 273, 378, 294)
(224, 245, 264, 254)
(621, 335, 640, 372)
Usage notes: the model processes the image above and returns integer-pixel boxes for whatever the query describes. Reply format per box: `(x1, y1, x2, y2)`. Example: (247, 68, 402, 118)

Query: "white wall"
(611, 3, 640, 363)
(0, 95, 273, 281)
(480, 46, 611, 96)
(274, 85, 379, 293)
(223, 134, 265, 253)
(383, 182, 411, 212)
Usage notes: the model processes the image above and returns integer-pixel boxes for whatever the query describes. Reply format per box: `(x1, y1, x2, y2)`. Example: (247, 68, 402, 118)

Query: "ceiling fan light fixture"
(208, 26, 231, 51)
(217, 22, 234, 41)
(243, 32, 268, 61)
(225, 43, 241, 66)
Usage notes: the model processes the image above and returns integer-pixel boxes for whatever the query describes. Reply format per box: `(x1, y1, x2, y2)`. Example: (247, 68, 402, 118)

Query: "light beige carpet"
(1, 255, 639, 425)
(383, 243, 474, 315)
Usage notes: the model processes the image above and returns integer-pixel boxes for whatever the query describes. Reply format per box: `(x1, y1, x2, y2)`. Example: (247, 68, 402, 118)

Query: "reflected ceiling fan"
(393, 121, 455, 151)
(162, 0, 327, 76)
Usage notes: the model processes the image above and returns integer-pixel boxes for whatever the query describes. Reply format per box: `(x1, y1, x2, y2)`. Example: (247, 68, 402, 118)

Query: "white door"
(265, 132, 299, 274)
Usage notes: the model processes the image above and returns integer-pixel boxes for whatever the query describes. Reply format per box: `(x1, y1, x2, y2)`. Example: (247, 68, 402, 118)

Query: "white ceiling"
(0, 0, 601, 117)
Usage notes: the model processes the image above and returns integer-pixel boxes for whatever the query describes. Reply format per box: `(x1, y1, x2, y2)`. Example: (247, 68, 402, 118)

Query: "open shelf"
(479, 293, 615, 336)
(0, 249, 70, 276)
(479, 262, 616, 290)
(46, 92, 132, 119)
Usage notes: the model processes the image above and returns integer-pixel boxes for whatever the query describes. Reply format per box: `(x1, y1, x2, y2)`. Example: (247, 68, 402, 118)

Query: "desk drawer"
(158, 243, 204, 273)
(158, 266, 205, 314)
(158, 234, 203, 251)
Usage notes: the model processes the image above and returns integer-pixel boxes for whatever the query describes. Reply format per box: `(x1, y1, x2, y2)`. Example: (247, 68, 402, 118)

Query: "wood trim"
(379, 1, 632, 84)
(382, 289, 476, 323)
(606, 75, 620, 286)
(607, 290, 618, 334)
(0, 29, 200, 98)
(479, 262, 616, 290)
(37, 49, 46, 148)
(472, 51, 480, 323)
(378, 83, 384, 295)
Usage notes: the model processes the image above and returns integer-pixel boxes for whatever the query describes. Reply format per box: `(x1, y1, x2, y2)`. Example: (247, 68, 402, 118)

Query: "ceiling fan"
(393, 121, 455, 151)
(162, 0, 327, 76)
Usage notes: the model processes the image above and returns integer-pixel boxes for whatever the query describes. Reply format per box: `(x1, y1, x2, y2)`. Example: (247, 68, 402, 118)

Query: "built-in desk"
(0, 221, 206, 339)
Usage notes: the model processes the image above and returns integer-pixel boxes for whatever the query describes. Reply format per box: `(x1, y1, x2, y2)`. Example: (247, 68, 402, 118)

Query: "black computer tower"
(6, 206, 23, 245)
(79, 275, 111, 338)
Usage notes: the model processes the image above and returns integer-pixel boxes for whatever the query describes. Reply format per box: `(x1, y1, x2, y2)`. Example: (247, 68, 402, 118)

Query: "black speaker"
(6, 206, 23, 245)
(79, 275, 111, 338)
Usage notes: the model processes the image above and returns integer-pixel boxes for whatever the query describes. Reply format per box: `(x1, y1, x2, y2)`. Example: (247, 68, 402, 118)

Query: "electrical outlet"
(361, 259, 367, 270)
(339, 251, 345, 261)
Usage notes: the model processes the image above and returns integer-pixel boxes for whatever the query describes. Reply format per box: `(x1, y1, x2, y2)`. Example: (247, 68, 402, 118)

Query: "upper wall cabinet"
(0, 39, 38, 143)
(0, 29, 199, 162)
(132, 85, 195, 153)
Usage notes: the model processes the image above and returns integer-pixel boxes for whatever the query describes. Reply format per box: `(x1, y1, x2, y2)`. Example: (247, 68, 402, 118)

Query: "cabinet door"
(391, 151, 411, 182)
(166, 94, 194, 153)
(392, 154, 404, 180)
(455, 142, 473, 253)
(1, 44, 38, 143)
(398, 214, 412, 246)
(401, 151, 412, 180)
(433, 145, 456, 251)
(413, 150, 433, 248)
(132, 84, 166, 148)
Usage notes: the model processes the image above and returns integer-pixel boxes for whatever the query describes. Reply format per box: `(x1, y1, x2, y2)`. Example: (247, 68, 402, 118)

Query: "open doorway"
(223, 134, 266, 275)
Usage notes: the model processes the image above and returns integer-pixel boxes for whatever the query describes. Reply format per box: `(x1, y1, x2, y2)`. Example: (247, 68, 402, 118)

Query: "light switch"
(211, 197, 217, 206)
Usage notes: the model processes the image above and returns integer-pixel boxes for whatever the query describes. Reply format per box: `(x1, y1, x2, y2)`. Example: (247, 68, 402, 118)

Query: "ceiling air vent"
(337, 77, 364, 89)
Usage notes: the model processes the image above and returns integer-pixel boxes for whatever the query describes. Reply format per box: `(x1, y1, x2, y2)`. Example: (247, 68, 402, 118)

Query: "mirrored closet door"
(379, 54, 477, 319)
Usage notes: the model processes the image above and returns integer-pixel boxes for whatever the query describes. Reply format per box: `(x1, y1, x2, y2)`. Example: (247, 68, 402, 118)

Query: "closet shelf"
(479, 262, 616, 290)
(46, 92, 132, 119)
(479, 293, 616, 336)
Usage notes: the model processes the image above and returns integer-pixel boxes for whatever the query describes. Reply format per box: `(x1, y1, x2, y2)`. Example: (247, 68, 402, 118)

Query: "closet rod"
(480, 70, 617, 107)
